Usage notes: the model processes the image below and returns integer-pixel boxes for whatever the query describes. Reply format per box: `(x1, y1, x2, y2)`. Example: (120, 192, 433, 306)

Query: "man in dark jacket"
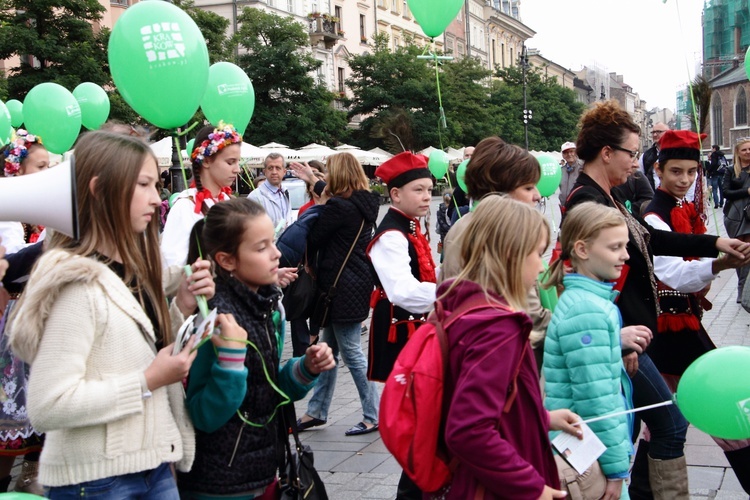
(640, 123, 669, 190)
(707, 144, 727, 208)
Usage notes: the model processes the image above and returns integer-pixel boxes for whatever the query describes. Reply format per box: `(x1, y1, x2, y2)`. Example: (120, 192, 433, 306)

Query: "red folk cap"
(375, 151, 432, 189)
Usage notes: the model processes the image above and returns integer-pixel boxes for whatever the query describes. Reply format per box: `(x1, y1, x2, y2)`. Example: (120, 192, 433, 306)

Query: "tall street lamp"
(520, 44, 531, 150)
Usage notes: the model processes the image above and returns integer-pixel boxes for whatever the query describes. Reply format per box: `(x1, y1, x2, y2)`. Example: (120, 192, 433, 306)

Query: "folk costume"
(367, 152, 437, 383)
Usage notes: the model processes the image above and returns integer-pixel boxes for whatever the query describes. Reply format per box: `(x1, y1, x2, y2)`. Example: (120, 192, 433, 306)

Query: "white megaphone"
(0, 158, 79, 239)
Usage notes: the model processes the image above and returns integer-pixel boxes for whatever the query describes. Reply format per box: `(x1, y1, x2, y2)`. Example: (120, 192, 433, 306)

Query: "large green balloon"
(0, 102, 11, 147)
(5, 99, 23, 128)
(407, 0, 464, 38)
(108, 1, 209, 129)
(745, 46, 750, 81)
(23, 83, 81, 154)
(201, 62, 255, 135)
(535, 154, 562, 198)
(428, 150, 449, 179)
(676, 346, 750, 440)
(73, 82, 110, 130)
(456, 159, 469, 192)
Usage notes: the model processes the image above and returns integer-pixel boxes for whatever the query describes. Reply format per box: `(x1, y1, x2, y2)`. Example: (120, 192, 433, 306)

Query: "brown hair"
(325, 152, 369, 198)
(47, 131, 170, 343)
(464, 136, 540, 199)
(576, 100, 641, 163)
(441, 195, 550, 311)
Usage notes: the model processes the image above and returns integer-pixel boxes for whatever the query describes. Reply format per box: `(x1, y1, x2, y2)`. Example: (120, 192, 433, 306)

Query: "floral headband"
(190, 122, 242, 166)
(4, 129, 42, 177)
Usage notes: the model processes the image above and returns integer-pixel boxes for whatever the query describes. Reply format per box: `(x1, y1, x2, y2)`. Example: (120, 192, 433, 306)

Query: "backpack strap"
(503, 342, 528, 413)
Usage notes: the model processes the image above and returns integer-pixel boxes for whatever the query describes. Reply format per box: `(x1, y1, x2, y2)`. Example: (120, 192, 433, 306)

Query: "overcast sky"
(520, 0, 705, 111)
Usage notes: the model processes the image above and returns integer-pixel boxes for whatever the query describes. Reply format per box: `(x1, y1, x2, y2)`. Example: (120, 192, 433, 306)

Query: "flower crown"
(190, 122, 242, 166)
(4, 129, 42, 177)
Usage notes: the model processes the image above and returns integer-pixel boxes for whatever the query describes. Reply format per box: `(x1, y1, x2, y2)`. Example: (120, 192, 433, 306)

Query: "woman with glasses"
(563, 101, 750, 499)
(722, 137, 750, 301)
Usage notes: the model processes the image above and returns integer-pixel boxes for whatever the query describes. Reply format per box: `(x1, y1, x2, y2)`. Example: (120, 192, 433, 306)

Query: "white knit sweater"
(7, 249, 195, 487)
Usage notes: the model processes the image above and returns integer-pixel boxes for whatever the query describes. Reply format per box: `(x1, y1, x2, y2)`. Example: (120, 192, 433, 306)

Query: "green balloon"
(186, 138, 195, 157)
(677, 346, 750, 439)
(201, 62, 255, 135)
(169, 192, 180, 208)
(535, 154, 562, 198)
(407, 0, 464, 38)
(0, 102, 11, 147)
(108, 1, 209, 129)
(5, 99, 23, 128)
(428, 150, 449, 179)
(456, 159, 469, 193)
(73, 82, 110, 130)
(23, 83, 81, 154)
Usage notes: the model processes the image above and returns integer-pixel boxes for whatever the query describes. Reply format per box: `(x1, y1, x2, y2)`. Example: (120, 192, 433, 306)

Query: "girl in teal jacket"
(544, 202, 635, 500)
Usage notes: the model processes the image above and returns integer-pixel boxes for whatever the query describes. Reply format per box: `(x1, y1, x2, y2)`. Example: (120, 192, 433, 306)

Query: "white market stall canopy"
(150, 137, 173, 167)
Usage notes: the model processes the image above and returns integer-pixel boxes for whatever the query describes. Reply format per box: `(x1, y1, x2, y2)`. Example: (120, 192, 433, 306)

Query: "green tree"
(233, 8, 347, 147)
(490, 66, 584, 151)
(346, 33, 440, 152)
(687, 75, 711, 134)
(0, 0, 108, 99)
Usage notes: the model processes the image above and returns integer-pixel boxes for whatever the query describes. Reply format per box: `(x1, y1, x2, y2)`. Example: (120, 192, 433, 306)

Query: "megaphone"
(0, 158, 79, 239)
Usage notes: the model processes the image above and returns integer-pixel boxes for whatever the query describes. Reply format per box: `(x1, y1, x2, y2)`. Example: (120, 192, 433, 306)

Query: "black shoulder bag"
(309, 219, 365, 328)
(279, 405, 328, 500)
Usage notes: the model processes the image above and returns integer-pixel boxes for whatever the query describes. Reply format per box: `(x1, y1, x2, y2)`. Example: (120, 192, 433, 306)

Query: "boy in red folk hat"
(367, 152, 437, 500)
(643, 130, 750, 495)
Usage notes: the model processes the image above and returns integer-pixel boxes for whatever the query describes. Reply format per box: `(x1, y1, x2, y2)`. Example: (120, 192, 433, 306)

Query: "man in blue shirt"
(248, 153, 290, 230)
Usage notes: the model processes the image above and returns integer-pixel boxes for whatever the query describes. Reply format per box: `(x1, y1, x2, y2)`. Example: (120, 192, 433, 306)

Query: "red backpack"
(379, 297, 523, 493)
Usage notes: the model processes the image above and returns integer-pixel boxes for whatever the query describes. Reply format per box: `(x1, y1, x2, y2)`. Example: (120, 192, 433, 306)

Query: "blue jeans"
(305, 321, 379, 424)
(709, 175, 724, 206)
(47, 463, 178, 499)
(631, 353, 688, 459)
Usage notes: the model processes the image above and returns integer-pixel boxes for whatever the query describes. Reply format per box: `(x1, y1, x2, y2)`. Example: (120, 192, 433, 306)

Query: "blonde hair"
(441, 195, 550, 311)
(47, 131, 171, 343)
(733, 138, 750, 177)
(545, 201, 626, 288)
(325, 152, 369, 198)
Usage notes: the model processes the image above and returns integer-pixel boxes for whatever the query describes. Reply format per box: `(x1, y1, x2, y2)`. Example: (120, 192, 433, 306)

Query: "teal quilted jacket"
(543, 274, 634, 479)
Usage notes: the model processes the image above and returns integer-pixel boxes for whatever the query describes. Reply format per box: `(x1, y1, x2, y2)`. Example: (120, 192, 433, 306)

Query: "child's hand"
(144, 335, 198, 391)
(212, 313, 248, 349)
(537, 485, 568, 499)
(602, 479, 623, 500)
(548, 409, 583, 440)
(278, 267, 298, 288)
(174, 259, 215, 316)
(303, 342, 335, 375)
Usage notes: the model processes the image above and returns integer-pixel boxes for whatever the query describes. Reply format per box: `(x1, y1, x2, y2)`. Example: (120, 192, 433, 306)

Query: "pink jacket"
(439, 280, 559, 499)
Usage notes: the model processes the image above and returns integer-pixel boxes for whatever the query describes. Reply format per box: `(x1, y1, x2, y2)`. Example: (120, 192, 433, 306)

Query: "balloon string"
(431, 39, 447, 150)
(173, 135, 189, 192)
(178, 121, 199, 137)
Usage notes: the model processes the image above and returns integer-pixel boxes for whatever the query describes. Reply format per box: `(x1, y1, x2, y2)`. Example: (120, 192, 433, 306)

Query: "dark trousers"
(709, 175, 724, 207)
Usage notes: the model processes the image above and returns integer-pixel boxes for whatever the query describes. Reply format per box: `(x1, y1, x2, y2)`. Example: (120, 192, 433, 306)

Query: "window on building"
(335, 5, 342, 20)
(509, 47, 514, 66)
(736, 88, 748, 126)
(393, 35, 401, 50)
(492, 39, 496, 66)
(377, 0, 386, 8)
(402, 0, 410, 17)
(457, 41, 464, 56)
(359, 14, 366, 41)
(713, 94, 723, 145)
(446, 37, 454, 55)
(338, 67, 345, 93)
(501, 42, 505, 67)
(391, 0, 399, 14)
(287, 0, 294, 13)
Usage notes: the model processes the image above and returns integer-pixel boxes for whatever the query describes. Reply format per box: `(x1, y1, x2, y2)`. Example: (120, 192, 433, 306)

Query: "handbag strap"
(330, 219, 366, 289)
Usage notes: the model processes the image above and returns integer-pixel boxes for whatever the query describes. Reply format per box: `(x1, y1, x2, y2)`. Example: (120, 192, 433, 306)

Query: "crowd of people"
(0, 99, 749, 500)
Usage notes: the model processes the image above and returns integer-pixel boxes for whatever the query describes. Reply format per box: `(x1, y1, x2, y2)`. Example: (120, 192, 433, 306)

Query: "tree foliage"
(688, 75, 711, 134)
(0, 0, 108, 99)
(490, 65, 585, 151)
(233, 8, 347, 147)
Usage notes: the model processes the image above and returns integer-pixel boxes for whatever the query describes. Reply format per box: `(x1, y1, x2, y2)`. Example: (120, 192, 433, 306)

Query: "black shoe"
(715, 205, 720, 209)
(296, 416, 326, 431)
(345, 422, 379, 436)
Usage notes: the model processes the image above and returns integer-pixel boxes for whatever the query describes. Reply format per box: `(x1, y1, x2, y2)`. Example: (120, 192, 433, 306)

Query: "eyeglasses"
(609, 145, 640, 160)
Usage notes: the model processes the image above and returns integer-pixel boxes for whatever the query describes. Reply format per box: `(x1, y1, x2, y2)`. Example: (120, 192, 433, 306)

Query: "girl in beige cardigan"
(7, 131, 224, 499)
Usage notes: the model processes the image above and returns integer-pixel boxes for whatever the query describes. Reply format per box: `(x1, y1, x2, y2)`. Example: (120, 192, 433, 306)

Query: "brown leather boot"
(648, 455, 689, 499)
(14, 460, 44, 496)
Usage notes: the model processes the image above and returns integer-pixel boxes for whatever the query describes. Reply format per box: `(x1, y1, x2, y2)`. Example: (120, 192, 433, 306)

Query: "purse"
(554, 454, 607, 500)
(282, 249, 317, 322)
(279, 405, 328, 500)
(309, 220, 365, 329)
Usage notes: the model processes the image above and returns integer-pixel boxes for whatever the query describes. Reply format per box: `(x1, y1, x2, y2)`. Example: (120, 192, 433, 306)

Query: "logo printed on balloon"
(142, 23, 186, 65)
(217, 83, 248, 96)
(65, 105, 81, 118)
